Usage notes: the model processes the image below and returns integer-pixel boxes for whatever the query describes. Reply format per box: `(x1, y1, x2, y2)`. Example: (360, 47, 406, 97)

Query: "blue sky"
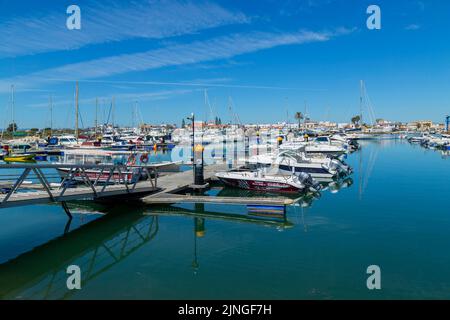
(0, 0, 449, 128)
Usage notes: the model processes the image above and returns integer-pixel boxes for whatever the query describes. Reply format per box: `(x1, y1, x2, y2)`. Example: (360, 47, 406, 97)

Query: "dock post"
(233, 138, 238, 167)
(256, 131, 260, 156)
(222, 135, 226, 163)
(194, 144, 205, 186)
(244, 135, 249, 166)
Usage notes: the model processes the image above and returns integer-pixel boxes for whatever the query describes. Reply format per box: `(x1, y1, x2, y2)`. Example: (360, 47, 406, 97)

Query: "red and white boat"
(215, 169, 321, 193)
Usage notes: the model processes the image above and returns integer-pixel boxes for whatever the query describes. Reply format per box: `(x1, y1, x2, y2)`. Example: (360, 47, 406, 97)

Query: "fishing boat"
(3, 154, 36, 162)
(215, 168, 321, 193)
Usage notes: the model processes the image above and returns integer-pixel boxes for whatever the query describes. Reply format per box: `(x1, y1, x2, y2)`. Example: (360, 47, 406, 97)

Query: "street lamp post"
(187, 113, 195, 180)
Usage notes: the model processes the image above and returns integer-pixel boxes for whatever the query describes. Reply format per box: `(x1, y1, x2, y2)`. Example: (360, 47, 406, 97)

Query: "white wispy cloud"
(28, 88, 198, 108)
(405, 24, 421, 31)
(0, 0, 248, 58)
(0, 28, 354, 92)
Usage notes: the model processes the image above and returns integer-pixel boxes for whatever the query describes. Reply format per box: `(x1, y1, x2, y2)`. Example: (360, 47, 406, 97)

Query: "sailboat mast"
(11, 85, 15, 134)
(359, 80, 364, 125)
(95, 97, 98, 137)
(132, 101, 135, 129)
(75, 81, 79, 141)
(112, 96, 115, 129)
(49, 95, 53, 137)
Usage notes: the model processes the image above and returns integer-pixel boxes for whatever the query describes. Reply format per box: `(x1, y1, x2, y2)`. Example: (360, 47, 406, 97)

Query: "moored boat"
(3, 154, 36, 162)
(215, 169, 321, 193)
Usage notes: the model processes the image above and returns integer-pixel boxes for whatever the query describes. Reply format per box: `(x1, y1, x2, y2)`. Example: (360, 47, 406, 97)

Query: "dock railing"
(0, 163, 159, 209)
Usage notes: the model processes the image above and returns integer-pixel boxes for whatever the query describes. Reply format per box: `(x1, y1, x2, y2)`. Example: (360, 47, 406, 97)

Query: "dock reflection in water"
(0, 204, 158, 299)
(0, 197, 299, 300)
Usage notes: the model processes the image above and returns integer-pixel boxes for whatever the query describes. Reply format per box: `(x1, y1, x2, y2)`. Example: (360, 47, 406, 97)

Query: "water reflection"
(0, 199, 296, 300)
(0, 204, 157, 300)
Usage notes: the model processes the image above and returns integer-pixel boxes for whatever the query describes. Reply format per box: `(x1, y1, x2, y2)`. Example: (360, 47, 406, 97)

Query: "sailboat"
(0, 85, 36, 162)
(346, 80, 378, 140)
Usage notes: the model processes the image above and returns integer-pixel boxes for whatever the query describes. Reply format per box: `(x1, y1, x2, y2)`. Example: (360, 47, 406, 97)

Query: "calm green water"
(1, 139, 450, 299)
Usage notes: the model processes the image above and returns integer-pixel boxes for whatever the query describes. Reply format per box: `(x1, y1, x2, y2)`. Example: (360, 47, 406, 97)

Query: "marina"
(0, 138, 449, 299)
(1, 0, 450, 305)
(0, 93, 448, 300)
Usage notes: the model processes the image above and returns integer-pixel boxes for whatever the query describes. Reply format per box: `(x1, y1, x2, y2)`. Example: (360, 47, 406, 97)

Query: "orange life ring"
(140, 153, 149, 163)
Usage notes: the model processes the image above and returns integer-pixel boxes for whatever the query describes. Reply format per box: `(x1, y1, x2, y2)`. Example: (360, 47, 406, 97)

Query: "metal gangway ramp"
(0, 163, 160, 212)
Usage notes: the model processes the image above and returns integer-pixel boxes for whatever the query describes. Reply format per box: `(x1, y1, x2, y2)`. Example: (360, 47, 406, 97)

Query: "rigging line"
(106, 101, 112, 125)
(79, 106, 85, 129)
(137, 101, 144, 126)
(363, 146, 379, 193)
(365, 90, 377, 125)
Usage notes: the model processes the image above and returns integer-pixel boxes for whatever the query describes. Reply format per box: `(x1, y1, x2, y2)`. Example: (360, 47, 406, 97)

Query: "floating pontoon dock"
(0, 162, 296, 214)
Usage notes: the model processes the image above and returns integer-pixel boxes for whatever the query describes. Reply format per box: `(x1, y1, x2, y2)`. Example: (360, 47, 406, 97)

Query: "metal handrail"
(0, 163, 165, 169)
(0, 163, 159, 208)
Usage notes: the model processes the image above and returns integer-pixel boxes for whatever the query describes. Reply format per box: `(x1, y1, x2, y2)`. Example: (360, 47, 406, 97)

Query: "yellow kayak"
(3, 154, 36, 162)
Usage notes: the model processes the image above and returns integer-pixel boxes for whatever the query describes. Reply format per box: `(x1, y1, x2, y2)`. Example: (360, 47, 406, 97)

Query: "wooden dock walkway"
(0, 162, 297, 210)
(147, 163, 229, 194)
(143, 194, 294, 205)
(141, 163, 295, 206)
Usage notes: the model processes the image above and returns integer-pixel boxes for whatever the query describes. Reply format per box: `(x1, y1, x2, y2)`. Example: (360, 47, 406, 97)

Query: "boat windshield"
(315, 137, 330, 143)
(278, 150, 304, 162)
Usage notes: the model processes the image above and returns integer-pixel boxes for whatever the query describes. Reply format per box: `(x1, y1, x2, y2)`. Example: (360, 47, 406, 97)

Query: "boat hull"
(277, 164, 335, 179)
(217, 177, 301, 193)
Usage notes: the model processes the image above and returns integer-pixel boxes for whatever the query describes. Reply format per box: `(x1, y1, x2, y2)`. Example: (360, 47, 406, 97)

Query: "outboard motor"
(296, 172, 322, 192)
(331, 159, 352, 175)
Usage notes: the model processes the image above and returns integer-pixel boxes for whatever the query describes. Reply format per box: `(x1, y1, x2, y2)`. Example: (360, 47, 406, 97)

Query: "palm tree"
(351, 115, 361, 127)
(294, 112, 303, 129)
(7, 122, 17, 133)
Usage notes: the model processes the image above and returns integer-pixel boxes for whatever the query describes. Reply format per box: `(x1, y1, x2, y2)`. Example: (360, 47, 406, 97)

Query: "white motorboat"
(279, 136, 347, 156)
(216, 168, 321, 193)
(245, 149, 351, 180)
